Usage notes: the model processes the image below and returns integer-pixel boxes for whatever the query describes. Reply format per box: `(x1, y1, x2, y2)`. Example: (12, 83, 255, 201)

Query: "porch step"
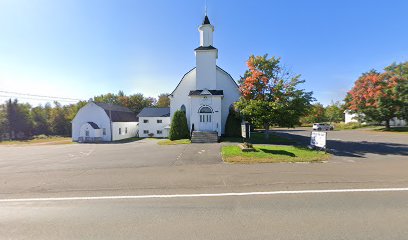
(191, 131, 218, 143)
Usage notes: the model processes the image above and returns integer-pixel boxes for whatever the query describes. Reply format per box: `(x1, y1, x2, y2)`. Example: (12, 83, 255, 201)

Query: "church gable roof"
(93, 102, 138, 122)
(137, 107, 170, 117)
(170, 66, 238, 96)
(189, 90, 224, 96)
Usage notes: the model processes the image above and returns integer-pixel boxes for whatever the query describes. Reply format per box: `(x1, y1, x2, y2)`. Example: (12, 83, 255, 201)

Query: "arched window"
(180, 104, 186, 112)
(199, 106, 212, 113)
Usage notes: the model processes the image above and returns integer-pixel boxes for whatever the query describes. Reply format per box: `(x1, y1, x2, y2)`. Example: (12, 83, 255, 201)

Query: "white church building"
(169, 15, 240, 137)
(72, 101, 139, 142)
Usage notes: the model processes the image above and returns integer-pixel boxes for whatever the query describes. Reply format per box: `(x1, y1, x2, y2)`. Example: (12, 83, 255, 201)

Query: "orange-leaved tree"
(235, 54, 314, 138)
(345, 69, 404, 129)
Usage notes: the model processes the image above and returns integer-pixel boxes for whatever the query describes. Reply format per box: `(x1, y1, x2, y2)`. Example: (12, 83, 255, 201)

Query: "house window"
(157, 119, 162, 123)
(143, 130, 149, 134)
(85, 130, 89, 137)
(119, 128, 122, 135)
(180, 104, 186, 112)
(125, 127, 128, 134)
(157, 130, 162, 134)
(103, 128, 106, 135)
(143, 119, 149, 123)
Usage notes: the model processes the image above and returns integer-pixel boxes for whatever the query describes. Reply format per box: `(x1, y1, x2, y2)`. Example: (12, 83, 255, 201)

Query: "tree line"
(0, 91, 170, 140)
(300, 101, 345, 124)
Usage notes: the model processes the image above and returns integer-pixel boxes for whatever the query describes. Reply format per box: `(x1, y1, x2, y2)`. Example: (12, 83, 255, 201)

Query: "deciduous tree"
(156, 93, 170, 108)
(345, 69, 405, 129)
(235, 54, 314, 138)
(301, 103, 327, 124)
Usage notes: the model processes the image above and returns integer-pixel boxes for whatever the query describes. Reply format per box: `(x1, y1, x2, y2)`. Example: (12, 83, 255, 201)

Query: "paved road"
(1, 191, 408, 239)
(0, 130, 407, 239)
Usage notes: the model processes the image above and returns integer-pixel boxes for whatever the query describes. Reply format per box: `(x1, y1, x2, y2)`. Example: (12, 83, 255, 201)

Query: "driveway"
(272, 127, 408, 162)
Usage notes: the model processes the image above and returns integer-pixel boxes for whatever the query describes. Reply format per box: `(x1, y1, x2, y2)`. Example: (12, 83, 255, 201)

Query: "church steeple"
(195, 13, 218, 90)
(198, 14, 214, 47)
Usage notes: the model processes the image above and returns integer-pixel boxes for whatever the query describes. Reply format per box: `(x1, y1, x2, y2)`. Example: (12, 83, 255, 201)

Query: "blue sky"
(1, 0, 407, 106)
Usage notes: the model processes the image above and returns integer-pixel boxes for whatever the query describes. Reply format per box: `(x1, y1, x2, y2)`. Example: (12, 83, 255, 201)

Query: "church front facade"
(169, 15, 240, 136)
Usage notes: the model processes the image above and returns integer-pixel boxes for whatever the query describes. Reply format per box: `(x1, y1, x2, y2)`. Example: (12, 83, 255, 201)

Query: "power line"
(0, 90, 83, 101)
(0, 95, 81, 103)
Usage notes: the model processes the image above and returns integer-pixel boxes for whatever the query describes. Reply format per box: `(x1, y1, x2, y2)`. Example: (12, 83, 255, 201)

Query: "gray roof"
(137, 107, 170, 117)
(87, 122, 100, 129)
(194, 45, 217, 51)
(189, 90, 224, 96)
(94, 102, 138, 122)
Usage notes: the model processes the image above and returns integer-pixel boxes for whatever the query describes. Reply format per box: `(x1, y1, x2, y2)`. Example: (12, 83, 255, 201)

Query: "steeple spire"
(203, 0, 210, 25)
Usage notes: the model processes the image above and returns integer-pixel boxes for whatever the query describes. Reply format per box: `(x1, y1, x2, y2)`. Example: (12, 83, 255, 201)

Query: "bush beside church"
(169, 110, 189, 140)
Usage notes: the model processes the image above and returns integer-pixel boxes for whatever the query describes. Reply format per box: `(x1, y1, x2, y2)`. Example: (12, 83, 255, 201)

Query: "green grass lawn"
(157, 139, 191, 145)
(221, 132, 294, 144)
(222, 145, 330, 163)
(0, 136, 73, 145)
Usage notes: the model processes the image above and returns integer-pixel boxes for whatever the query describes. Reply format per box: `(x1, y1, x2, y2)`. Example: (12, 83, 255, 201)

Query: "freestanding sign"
(241, 122, 250, 140)
(310, 131, 327, 149)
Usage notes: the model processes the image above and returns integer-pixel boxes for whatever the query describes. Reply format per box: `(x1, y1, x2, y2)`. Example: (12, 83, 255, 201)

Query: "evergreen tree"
(0, 104, 9, 139)
(225, 106, 242, 137)
(5, 99, 33, 139)
(169, 110, 189, 140)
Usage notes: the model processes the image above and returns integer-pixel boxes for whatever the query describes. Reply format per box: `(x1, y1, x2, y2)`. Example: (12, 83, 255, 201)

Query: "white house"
(169, 15, 240, 137)
(344, 110, 406, 126)
(72, 101, 138, 142)
(137, 108, 170, 138)
(344, 110, 361, 124)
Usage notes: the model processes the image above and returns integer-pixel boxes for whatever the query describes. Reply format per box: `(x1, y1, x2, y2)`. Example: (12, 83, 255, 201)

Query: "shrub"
(34, 134, 49, 139)
(169, 110, 189, 140)
(333, 122, 364, 130)
(225, 107, 242, 137)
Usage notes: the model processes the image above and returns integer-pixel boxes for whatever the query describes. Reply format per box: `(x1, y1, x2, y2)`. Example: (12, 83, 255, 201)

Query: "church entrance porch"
(188, 95, 223, 136)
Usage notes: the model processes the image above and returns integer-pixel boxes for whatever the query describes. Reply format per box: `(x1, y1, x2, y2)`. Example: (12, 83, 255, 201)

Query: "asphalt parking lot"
(0, 129, 407, 199)
(273, 127, 408, 162)
(0, 139, 222, 173)
(1, 129, 407, 239)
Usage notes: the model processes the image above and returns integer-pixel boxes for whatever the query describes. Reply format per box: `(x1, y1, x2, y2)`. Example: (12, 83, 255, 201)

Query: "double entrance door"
(198, 106, 213, 131)
(199, 113, 212, 131)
